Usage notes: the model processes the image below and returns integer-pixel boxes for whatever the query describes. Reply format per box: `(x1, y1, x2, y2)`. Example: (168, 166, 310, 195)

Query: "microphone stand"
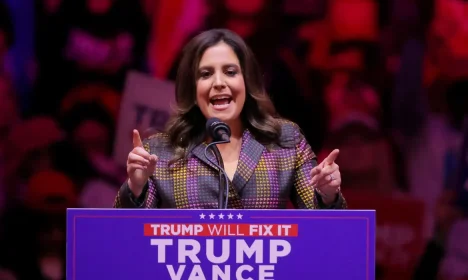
(204, 141, 230, 209)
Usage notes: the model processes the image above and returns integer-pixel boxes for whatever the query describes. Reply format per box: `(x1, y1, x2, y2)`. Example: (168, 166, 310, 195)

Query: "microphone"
(204, 118, 231, 209)
(206, 118, 231, 142)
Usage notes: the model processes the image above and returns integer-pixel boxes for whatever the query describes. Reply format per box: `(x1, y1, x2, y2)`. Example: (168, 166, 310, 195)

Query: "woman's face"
(196, 42, 246, 127)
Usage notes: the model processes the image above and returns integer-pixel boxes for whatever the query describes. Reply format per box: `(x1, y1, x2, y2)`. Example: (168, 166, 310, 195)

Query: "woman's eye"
(226, 69, 237, 76)
(200, 71, 211, 79)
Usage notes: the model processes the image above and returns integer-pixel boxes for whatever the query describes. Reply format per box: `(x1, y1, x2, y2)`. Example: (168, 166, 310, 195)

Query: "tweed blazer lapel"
(191, 143, 218, 170)
(189, 130, 265, 208)
(190, 141, 245, 208)
(231, 129, 265, 194)
(191, 130, 265, 189)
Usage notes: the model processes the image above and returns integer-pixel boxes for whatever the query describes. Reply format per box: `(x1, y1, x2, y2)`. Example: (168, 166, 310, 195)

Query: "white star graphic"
(227, 213, 234, 219)
(199, 213, 205, 219)
(237, 213, 243, 220)
(209, 213, 215, 219)
(218, 213, 224, 219)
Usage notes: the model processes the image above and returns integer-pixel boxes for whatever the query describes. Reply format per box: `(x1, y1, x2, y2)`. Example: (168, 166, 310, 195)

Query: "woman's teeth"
(210, 97, 232, 110)
(211, 98, 231, 105)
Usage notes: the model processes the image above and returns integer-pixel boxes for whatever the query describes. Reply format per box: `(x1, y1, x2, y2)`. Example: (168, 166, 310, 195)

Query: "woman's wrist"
(128, 179, 146, 198)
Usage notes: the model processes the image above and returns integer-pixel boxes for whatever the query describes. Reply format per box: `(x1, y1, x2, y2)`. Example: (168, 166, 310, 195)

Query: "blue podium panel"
(67, 209, 375, 280)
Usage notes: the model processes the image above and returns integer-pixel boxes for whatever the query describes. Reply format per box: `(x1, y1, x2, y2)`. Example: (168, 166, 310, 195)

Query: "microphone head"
(206, 118, 231, 141)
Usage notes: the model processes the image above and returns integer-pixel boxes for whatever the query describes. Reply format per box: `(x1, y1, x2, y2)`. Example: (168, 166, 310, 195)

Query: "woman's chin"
(207, 108, 235, 120)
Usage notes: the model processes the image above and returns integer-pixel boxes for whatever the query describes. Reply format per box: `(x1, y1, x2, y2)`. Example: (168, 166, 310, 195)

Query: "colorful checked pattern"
(114, 121, 347, 209)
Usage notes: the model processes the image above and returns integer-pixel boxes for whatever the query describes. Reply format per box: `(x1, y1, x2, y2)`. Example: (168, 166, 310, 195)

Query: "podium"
(67, 209, 375, 280)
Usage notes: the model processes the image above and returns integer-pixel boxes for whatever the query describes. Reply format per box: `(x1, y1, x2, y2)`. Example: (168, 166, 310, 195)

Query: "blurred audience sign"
(113, 71, 175, 166)
(67, 208, 375, 280)
(344, 190, 425, 279)
(329, 0, 378, 42)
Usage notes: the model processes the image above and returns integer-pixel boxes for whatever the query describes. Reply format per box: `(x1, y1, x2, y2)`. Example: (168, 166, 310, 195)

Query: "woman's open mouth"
(210, 96, 232, 110)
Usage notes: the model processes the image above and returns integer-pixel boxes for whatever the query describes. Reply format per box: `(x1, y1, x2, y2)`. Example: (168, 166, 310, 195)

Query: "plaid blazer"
(114, 121, 347, 209)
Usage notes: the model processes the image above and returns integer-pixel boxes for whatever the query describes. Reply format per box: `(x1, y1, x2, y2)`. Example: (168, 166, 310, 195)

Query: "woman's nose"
(213, 73, 226, 90)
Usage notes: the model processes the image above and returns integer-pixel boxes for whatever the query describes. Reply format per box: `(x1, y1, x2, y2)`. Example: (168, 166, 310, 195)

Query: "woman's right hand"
(127, 129, 158, 197)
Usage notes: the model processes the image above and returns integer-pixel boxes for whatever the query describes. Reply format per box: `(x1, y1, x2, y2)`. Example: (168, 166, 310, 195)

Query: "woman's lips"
(210, 97, 232, 111)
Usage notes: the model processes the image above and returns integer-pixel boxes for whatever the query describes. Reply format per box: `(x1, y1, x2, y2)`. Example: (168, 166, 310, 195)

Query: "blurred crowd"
(0, 0, 467, 279)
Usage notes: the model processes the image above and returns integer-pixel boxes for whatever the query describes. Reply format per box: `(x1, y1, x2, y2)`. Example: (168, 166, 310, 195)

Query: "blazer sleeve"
(291, 124, 347, 209)
(113, 136, 160, 208)
(113, 180, 149, 208)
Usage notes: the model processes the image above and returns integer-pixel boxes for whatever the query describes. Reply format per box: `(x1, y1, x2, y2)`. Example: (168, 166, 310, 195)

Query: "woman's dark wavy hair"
(165, 28, 282, 162)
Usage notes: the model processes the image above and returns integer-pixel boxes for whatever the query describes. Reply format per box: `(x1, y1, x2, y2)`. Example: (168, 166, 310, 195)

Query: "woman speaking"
(114, 29, 346, 210)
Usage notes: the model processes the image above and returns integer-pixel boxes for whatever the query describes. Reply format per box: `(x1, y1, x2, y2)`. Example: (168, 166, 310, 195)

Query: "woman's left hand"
(310, 149, 342, 205)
